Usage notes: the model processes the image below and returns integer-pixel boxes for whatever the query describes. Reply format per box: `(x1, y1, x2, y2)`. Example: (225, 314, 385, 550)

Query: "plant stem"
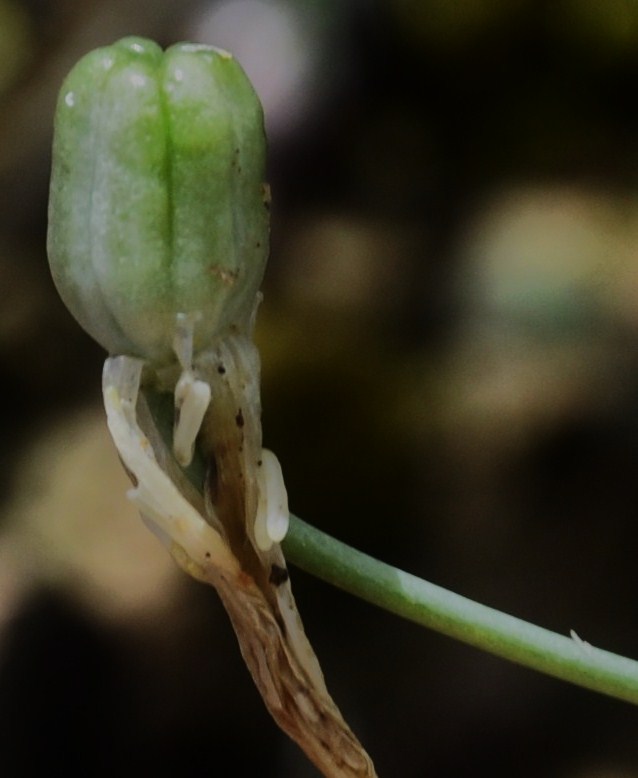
(282, 514, 638, 706)
(145, 388, 638, 707)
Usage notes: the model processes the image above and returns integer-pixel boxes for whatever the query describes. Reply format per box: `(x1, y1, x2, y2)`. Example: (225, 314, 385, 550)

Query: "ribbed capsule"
(47, 37, 270, 363)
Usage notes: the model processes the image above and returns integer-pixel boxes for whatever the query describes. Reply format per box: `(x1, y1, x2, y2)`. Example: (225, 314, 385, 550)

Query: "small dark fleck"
(217, 364, 226, 374)
(269, 565, 289, 586)
(262, 183, 271, 210)
(256, 242, 261, 248)
(205, 551, 211, 559)
(235, 409, 244, 428)
(257, 459, 262, 467)
(208, 456, 219, 503)
(122, 460, 138, 487)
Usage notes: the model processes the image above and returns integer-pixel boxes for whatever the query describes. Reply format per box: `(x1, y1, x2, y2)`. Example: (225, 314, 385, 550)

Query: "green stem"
(145, 388, 638, 706)
(282, 514, 638, 706)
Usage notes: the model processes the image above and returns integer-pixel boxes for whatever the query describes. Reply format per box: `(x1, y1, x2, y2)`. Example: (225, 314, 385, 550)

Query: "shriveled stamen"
(254, 449, 289, 551)
(172, 312, 211, 467)
(174, 371, 211, 467)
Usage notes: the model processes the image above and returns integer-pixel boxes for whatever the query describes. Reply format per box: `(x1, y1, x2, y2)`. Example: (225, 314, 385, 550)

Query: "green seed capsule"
(47, 37, 270, 363)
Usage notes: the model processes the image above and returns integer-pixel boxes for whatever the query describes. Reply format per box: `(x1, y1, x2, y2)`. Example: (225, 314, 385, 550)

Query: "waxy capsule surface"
(47, 37, 269, 363)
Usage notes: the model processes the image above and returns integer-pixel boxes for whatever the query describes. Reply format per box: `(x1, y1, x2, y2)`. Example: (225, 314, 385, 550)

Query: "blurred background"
(1, 0, 638, 775)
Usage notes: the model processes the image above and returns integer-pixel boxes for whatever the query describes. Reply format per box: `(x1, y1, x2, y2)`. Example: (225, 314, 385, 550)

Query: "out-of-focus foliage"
(552, 0, 638, 61)
(1, 2, 638, 776)
(391, 0, 528, 51)
(0, 0, 33, 95)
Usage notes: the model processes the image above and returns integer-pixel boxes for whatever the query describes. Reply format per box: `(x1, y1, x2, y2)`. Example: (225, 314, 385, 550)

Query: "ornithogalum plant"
(48, 36, 638, 778)
(48, 37, 374, 777)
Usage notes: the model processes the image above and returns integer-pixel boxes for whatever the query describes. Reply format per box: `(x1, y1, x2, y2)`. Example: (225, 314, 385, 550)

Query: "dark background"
(0, 1, 638, 775)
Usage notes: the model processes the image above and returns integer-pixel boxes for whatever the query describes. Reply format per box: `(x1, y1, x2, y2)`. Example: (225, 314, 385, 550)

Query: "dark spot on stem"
(235, 409, 244, 428)
(217, 364, 226, 375)
(269, 565, 289, 586)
